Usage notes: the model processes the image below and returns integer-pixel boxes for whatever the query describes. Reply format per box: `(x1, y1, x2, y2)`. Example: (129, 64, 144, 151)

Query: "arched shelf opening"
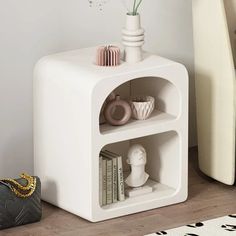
(99, 76, 180, 136)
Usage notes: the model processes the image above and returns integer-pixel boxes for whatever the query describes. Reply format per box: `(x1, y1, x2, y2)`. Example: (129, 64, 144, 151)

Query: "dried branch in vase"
(123, 0, 144, 15)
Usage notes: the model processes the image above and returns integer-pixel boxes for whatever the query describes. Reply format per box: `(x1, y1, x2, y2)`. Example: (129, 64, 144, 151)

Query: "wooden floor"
(2, 148, 236, 236)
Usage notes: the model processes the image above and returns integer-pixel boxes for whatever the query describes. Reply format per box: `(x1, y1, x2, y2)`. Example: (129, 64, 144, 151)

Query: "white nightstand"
(34, 46, 188, 222)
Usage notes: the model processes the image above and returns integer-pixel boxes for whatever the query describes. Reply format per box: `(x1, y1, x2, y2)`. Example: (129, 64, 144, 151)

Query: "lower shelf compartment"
(99, 131, 180, 212)
(101, 179, 176, 211)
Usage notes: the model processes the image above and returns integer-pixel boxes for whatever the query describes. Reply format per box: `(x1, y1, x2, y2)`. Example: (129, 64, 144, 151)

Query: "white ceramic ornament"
(122, 14, 144, 63)
(130, 96, 155, 120)
(125, 144, 149, 188)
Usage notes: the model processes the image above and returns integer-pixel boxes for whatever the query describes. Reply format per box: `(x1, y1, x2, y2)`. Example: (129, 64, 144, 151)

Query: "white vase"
(122, 14, 145, 63)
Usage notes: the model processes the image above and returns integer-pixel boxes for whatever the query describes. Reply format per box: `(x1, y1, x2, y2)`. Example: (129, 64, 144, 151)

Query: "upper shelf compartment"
(99, 76, 180, 138)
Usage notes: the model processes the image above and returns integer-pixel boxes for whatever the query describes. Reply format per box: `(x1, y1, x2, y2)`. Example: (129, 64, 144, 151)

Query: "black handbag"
(0, 173, 42, 230)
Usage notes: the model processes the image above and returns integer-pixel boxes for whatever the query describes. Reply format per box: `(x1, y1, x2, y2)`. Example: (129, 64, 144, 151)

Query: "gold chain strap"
(1, 173, 37, 198)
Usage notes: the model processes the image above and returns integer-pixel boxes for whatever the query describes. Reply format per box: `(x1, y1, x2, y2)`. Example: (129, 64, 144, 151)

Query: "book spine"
(117, 156, 125, 201)
(112, 157, 118, 203)
(101, 150, 118, 203)
(102, 157, 107, 206)
(106, 158, 113, 204)
(99, 156, 103, 206)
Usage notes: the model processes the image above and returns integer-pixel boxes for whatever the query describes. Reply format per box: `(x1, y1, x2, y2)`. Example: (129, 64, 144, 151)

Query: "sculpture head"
(127, 144, 147, 166)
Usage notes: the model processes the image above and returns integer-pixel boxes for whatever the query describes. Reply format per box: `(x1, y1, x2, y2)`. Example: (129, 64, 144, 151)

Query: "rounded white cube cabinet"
(34, 46, 188, 222)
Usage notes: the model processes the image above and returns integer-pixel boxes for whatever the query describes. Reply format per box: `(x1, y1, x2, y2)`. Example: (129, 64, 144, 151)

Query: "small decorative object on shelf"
(0, 173, 42, 230)
(122, 0, 144, 63)
(125, 144, 153, 197)
(96, 45, 120, 66)
(100, 91, 116, 125)
(130, 96, 155, 120)
(104, 95, 132, 126)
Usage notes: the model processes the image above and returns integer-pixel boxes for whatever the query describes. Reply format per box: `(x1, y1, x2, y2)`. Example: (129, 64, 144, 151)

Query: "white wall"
(0, 0, 195, 178)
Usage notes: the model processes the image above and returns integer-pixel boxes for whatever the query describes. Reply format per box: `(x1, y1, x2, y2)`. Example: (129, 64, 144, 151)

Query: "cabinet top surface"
(39, 46, 180, 79)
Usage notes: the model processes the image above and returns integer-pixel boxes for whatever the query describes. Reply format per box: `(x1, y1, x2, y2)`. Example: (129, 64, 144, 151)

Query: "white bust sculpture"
(125, 144, 149, 188)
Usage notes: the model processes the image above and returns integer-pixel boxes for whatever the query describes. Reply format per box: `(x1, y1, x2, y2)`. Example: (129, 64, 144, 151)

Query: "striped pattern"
(0, 177, 42, 230)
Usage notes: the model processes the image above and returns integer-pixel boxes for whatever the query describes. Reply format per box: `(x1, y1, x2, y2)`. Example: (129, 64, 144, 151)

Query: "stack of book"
(99, 150, 125, 206)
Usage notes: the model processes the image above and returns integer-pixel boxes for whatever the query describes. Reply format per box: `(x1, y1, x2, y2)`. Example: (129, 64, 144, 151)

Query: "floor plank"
(2, 148, 236, 236)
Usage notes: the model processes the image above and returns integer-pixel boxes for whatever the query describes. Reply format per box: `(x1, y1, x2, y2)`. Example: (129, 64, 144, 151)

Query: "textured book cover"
(117, 155, 125, 201)
(102, 157, 107, 206)
(105, 150, 125, 202)
(112, 156, 118, 203)
(99, 156, 103, 206)
(106, 158, 113, 204)
(103, 150, 118, 203)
